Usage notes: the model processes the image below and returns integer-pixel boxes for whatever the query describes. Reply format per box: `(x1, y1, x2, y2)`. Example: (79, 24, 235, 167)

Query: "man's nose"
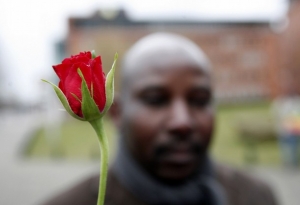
(167, 99, 193, 136)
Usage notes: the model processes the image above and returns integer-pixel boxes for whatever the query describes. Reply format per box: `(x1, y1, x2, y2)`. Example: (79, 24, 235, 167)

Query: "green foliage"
(212, 101, 280, 166)
(23, 116, 118, 161)
(78, 69, 102, 121)
(103, 53, 118, 114)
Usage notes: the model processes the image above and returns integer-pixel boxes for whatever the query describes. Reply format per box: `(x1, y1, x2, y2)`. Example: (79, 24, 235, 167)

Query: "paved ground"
(1, 111, 300, 205)
(253, 167, 300, 205)
(0, 111, 99, 205)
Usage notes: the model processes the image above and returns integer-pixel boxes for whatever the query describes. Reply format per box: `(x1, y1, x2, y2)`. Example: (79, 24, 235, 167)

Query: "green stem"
(89, 118, 109, 205)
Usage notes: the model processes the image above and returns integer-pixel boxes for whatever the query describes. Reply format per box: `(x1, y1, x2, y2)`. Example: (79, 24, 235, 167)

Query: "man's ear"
(108, 93, 121, 128)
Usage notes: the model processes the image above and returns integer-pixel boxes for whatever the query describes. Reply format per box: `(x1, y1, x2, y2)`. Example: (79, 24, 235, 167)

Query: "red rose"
(45, 51, 117, 205)
(53, 51, 106, 117)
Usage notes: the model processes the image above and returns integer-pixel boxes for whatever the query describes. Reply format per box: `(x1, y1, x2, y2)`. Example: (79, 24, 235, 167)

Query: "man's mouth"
(159, 147, 197, 165)
(151, 142, 206, 181)
(154, 140, 204, 165)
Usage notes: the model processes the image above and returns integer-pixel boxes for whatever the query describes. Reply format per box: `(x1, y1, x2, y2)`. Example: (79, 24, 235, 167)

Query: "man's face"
(119, 60, 214, 182)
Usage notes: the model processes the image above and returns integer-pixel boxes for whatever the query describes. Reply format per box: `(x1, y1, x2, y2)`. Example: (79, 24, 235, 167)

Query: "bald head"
(121, 33, 211, 88)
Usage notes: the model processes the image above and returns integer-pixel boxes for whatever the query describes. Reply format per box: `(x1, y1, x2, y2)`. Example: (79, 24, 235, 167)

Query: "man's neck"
(112, 137, 226, 205)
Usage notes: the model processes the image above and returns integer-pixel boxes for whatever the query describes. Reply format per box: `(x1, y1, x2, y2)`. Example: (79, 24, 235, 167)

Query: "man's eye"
(140, 94, 168, 107)
(188, 95, 211, 108)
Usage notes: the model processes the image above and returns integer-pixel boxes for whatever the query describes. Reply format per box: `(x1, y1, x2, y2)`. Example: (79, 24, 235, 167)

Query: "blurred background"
(1, 0, 300, 204)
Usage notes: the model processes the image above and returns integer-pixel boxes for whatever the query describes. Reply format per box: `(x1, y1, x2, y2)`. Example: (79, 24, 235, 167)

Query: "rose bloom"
(53, 51, 106, 117)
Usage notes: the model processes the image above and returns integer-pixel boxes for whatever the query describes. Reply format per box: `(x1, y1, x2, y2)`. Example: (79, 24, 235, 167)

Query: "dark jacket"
(41, 164, 278, 205)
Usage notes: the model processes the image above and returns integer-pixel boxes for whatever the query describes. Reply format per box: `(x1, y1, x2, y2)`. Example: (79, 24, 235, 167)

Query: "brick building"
(64, 9, 283, 102)
(280, 0, 300, 94)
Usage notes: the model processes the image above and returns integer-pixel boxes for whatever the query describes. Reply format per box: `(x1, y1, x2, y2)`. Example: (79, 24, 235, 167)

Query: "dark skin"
(110, 35, 214, 183)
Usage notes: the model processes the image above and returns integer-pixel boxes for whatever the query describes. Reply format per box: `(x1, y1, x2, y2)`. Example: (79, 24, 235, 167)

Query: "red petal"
(63, 62, 93, 117)
(58, 81, 65, 94)
(83, 51, 92, 59)
(62, 57, 73, 64)
(53, 64, 69, 82)
(91, 56, 106, 111)
(63, 67, 82, 117)
(70, 52, 92, 64)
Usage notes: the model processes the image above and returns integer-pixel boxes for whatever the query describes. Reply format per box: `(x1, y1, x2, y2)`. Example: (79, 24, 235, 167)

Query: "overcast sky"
(0, 0, 288, 104)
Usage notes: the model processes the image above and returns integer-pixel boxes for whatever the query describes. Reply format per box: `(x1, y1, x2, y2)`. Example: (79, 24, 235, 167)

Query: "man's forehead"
(130, 65, 211, 90)
(121, 33, 211, 79)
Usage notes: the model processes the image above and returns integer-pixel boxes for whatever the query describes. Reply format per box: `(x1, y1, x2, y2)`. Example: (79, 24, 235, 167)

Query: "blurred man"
(272, 76, 300, 168)
(42, 33, 277, 205)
